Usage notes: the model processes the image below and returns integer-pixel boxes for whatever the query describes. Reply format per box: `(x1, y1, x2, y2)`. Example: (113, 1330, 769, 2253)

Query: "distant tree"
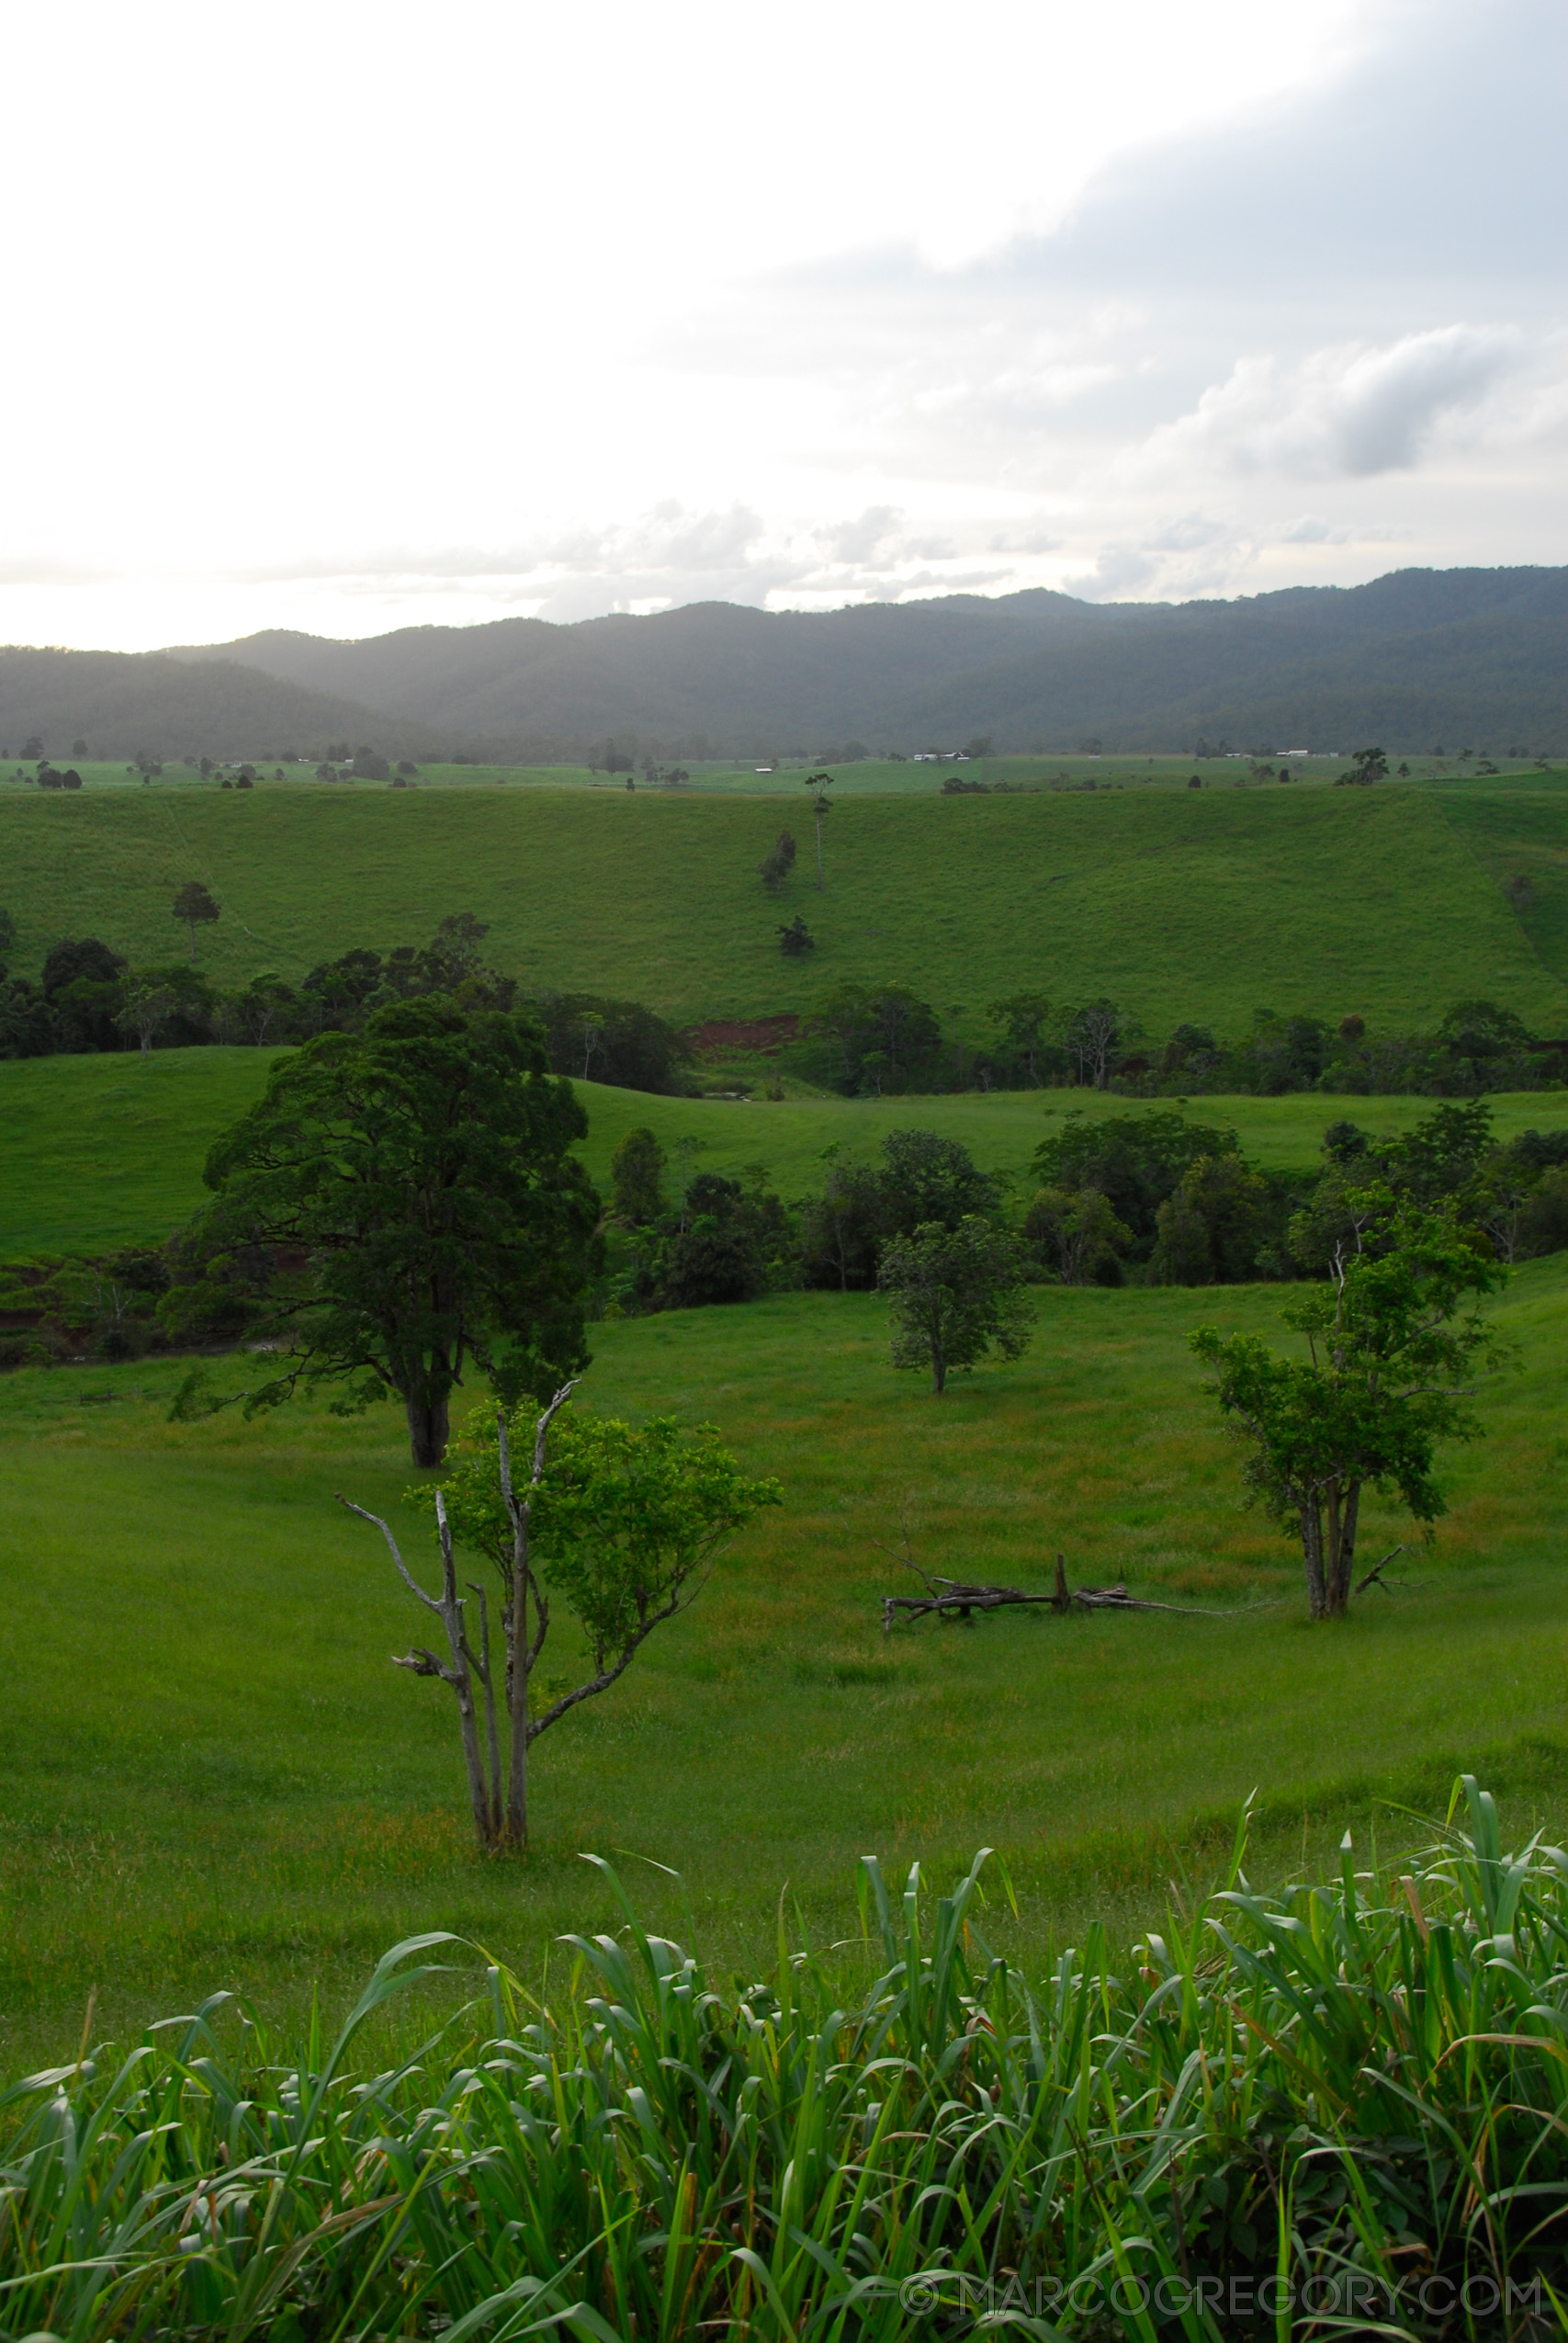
(988, 991, 1052, 1084)
(878, 1127, 1003, 1239)
(41, 936, 128, 1053)
(232, 973, 298, 1045)
(115, 979, 179, 1056)
(1336, 746, 1389, 787)
(964, 736, 993, 759)
(1160, 1022, 1221, 1078)
(800, 1149, 885, 1289)
(1063, 997, 1137, 1089)
(199, 757, 214, 777)
(803, 770, 834, 889)
(530, 992, 694, 1095)
(173, 878, 220, 961)
(760, 829, 797, 890)
(1150, 1152, 1273, 1285)
(1025, 1184, 1130, 1285)
(235, 774, 254, 789)
(1338, 1013, 1366, 1044)
(355, 1395, 780, 1848)
(610, 1125, 667, 1225)
(171, 996, 602, 1466)
(42, 936, 126, 998)
(71, 739, 87, 756)
(22, 735, 43, 759)
(1032, 1108, 1239, 1260)
(777, 913, 815, 956)
(1438, 1000, 1534, 1087)
(881, 1217, 1032, 1394)
(1187, 774, 1201, 788)
(397, 759, 419, 776)
(1191, 1191, 1504, 1618)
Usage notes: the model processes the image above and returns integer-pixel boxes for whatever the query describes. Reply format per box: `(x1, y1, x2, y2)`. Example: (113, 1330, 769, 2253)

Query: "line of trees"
(0, 909, 696, 1092)
(784, 989, 1563, 1100)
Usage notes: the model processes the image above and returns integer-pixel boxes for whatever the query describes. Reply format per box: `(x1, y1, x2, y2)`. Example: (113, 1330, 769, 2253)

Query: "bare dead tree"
(336, 1484, 501, 1843)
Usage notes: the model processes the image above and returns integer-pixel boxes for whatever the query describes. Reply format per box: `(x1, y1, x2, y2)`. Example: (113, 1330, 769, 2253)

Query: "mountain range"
(3, 567, 1564, 762)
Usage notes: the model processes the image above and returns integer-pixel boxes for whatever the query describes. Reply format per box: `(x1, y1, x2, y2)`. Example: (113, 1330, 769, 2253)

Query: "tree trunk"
(406, 1391, 451, 1468)
(1325, 1481, 1360, 1616)
(815, 807, 824, 890)
(507, 1555, 529, 1848)
(1302, 1498, 1327, 1619)
(186, 920, 197, 962)
(931, 1341, 947, 1395)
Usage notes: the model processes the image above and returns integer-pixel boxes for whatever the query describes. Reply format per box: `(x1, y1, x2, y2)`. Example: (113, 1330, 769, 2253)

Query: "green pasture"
(1, 775, 1564, 1038)
(4, 1247, 1568, 2070)
(6, 1050, 1568, 1258)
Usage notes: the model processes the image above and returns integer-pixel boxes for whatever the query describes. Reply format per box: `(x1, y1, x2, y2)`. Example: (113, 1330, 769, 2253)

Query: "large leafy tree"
(1190, 1188, 1505, 1618)
(177, 995, 602, 1464)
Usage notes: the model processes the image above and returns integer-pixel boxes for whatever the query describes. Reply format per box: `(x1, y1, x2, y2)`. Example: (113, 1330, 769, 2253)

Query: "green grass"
(2, 775, 1563, 1036)
(5, 1248, 1568, 2071)
(6, 1050, 1568, 1257)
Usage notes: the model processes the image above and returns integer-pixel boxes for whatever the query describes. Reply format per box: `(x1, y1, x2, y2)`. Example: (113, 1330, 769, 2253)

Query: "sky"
(2, 0, 1562, 648)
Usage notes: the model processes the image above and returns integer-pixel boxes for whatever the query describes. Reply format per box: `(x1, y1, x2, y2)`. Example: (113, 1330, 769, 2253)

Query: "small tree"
(116, 979, 178, 1056)
(340, 1391, 781, 1848)
(1190, 1190, 1504, 1619)
(760, 829, 797, 891)
(173, 879, 220, 960)
(1026, 1183, 1130, 1284)
(610, 1125, 667, 1224)
(803, 771, 834, 890)
(988, 991, 1052, 1084)
(881, 1216, 1032, 1394)
(1063, 997, 1138, 1090)
(778, 913, 815, 956)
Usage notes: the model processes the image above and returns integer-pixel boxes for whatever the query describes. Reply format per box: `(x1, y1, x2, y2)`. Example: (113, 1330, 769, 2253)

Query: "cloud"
(818, 505, 903, 563)
(1135, 325, 1533, 481)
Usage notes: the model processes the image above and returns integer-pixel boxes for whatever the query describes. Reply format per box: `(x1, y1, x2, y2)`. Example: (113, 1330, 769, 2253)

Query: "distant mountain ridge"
(3, 568, 1564, 760)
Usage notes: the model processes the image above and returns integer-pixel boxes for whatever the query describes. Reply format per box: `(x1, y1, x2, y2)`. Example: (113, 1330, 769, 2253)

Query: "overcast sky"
(3, 0, 1562, 648)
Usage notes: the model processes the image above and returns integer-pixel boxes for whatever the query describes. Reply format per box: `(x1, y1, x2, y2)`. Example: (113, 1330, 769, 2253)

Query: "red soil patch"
(686, 1014, 801, 1058)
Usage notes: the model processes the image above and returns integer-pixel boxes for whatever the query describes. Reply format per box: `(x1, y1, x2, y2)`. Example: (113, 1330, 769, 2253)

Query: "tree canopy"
(173, 995, 602, 1464)
(1191, 1187, 1505, 1617)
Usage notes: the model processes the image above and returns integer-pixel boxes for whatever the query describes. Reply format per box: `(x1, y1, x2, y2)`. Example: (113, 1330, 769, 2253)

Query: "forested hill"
(168, 567, 1568, 756)
(0, 647, 435, 765)
(3, 567, 1564, 761)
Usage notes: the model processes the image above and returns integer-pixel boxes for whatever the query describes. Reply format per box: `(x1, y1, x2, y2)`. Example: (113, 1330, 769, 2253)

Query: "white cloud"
(1136, 326, 1534, 481)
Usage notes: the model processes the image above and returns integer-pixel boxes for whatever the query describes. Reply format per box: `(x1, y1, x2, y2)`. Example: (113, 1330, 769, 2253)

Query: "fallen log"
(880, 1551, 1276, 1633)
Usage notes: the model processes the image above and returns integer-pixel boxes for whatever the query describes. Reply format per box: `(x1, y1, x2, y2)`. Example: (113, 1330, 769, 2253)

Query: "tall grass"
(4, 1777, 1565, 2339)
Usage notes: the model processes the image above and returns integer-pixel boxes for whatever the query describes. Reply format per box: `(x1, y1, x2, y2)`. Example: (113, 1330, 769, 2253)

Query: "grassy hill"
(6, 1049, 1568, 1260)
(4, 1251, 1567, 2060)
(2, 776, 1563, 1047)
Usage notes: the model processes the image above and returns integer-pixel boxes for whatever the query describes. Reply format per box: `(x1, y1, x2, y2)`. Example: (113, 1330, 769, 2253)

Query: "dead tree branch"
(879, 1552, 1278, 1634)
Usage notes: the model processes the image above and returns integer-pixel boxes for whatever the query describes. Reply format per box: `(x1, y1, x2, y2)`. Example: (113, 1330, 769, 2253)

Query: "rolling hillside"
(7, 1050, 1568, 1261)
(0, 777, 1562, 1043)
